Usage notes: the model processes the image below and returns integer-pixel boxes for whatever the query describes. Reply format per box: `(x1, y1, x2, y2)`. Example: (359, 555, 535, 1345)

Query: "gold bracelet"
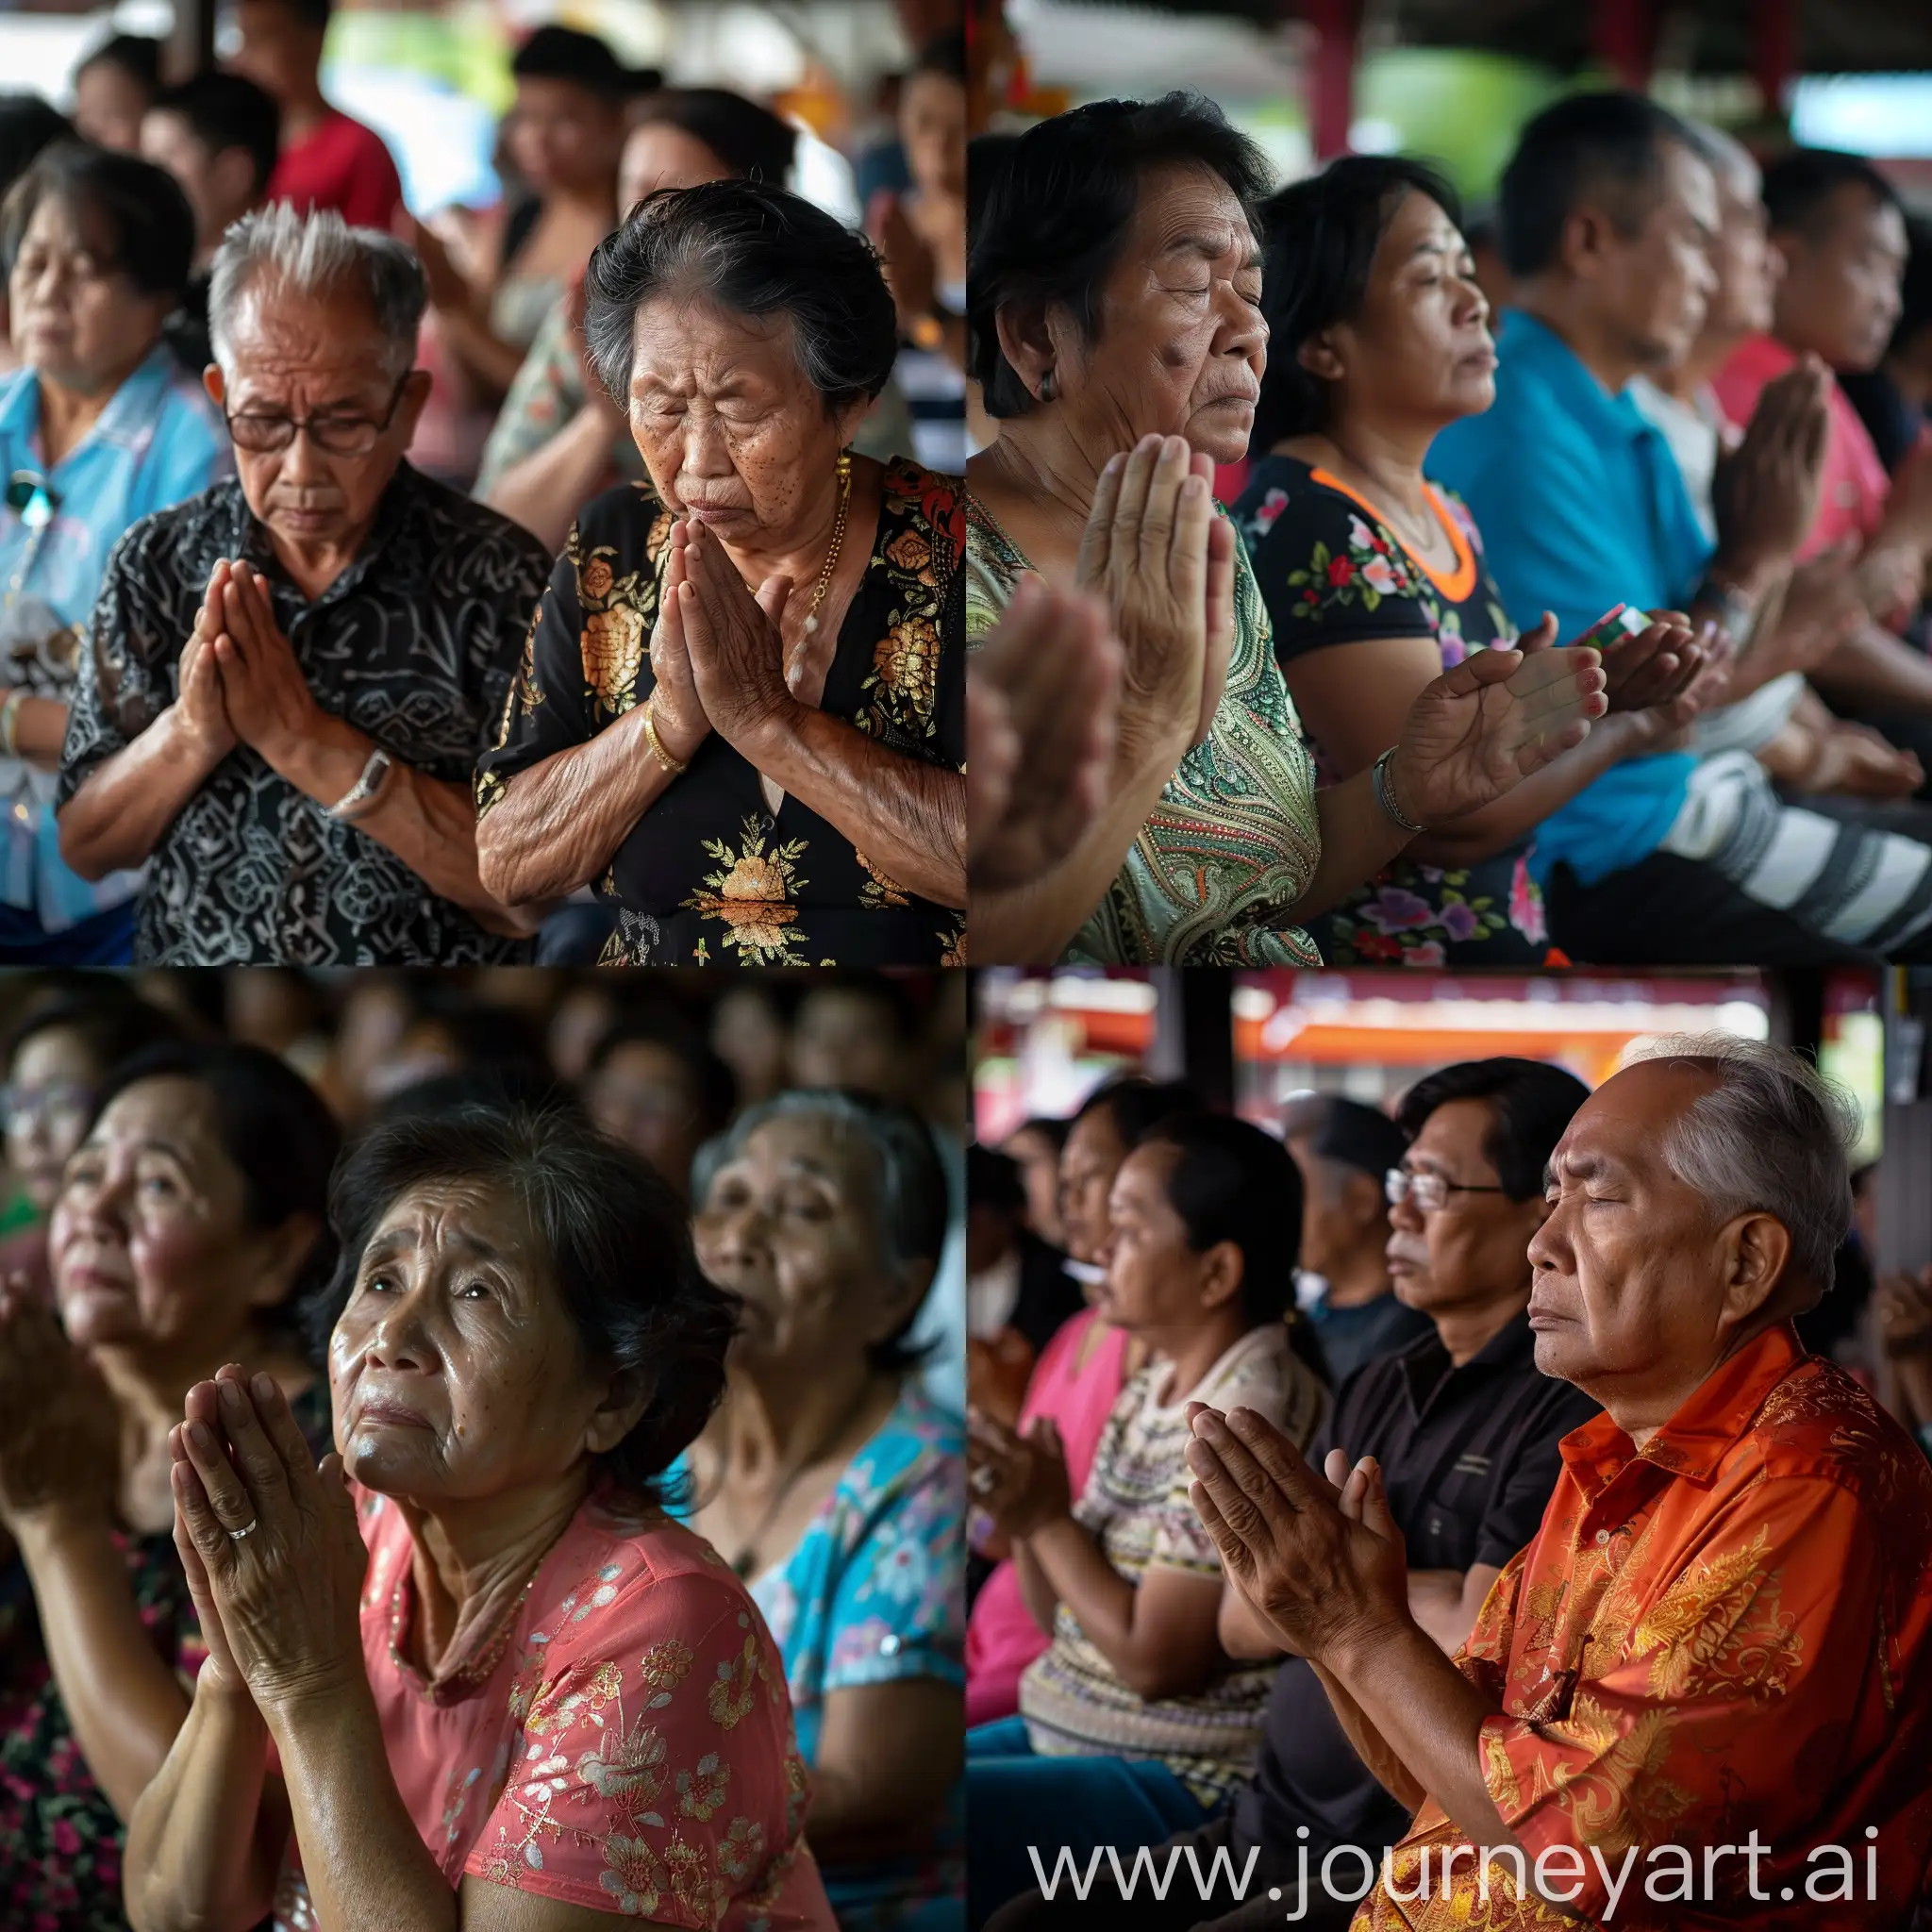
(641, 700, 686, 777)
(0, 689, 23, 759)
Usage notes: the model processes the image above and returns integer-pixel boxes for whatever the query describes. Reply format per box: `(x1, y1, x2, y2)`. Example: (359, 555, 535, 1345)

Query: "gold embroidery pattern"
(571, 518, 661, 724)
(682, 818, 812, 965)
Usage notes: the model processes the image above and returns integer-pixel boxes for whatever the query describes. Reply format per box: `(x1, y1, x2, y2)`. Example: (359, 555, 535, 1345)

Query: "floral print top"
(965, 492, 1323, 965)
(270, 1485, 833, 1931)
(0, 1380, 330, 1932)
(1235, 454, 1553, 966)
(475, 459, 966, 968)
(745, 1383, 965, 1932)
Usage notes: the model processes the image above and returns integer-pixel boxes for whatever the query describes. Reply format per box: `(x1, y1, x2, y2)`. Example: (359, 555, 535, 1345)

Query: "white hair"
(208, 202, 426, 378)
(1621, 1032, 1858, 1294)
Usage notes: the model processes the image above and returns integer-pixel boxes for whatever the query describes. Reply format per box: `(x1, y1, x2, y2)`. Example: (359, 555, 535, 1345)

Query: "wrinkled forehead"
(222, 283, 400, 405)
(1547, 1058, 1718, 1183)
(360, 1176, 545, 1274)
(1123, 160, 1259, 276)
(716, 1111, 878, 1201)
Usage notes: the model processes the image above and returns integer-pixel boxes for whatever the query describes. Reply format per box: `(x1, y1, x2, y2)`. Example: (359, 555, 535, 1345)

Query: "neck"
(1281, 412, 1439, 516)
(974, 411, 1116, 558)
(280, 84, 329, 139)
(1320, 1242, 1394, 1310)
(1596, 1313, 1785, 1450)
(711, 1348, 882, 1496)
(1150, 1307, 1249, 1402)
(268, 513, 379, 604)
(92, 1317, 285, 1471)
(1664, 324, 1751, 400)
(1428, 1288, 1527, 1368)
(1513, 282, 1647, 395)
(38, 360, 138, 465)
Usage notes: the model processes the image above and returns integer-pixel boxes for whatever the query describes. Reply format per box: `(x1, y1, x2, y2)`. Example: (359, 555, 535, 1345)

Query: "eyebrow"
(1545, 1151, 1614, 1187)
(1163, 231, 1263, 275)
(362, 1225, 510, 1267)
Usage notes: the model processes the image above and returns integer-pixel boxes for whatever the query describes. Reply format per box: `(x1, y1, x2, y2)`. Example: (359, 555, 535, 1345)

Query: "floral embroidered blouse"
(965, 493, 1322, 965)
(270, 1484, 833, 1931)
(1236, 454, 1552, 967)
(0, 1380, 330, 1932)
(474, 459, 966, 968)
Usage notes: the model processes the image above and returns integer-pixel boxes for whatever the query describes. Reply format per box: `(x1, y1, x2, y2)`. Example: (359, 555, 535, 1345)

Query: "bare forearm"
(1294, 770, 1415, 920)
(475, 706, 674, 903)
(1218, 1583, 1286, 1661)
(1012, 1538, 1060, 1637)
(744, 707, 965, 907)
(1811, 621, 1932, 714)
(58, 708, 227, 875)
(14, 695, 67, 770)
(13, 1511, 192, 1819)
(1024, 1516, 1139, 1670)
(436, 303, 529, 400)
(483, 408, 619, 556)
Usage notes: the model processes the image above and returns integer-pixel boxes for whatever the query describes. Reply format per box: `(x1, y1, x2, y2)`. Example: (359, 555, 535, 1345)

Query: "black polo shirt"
(1230, 1308, 1600, 1861)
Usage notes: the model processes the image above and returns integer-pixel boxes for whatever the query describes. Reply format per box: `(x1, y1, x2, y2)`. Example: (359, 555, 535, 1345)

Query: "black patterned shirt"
(57, 464, 551, 964)
(475, 457, 966, 967)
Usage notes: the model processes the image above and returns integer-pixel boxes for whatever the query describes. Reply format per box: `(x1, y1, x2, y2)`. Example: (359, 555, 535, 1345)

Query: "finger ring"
(970, 1466, 997, 1497)
(227, 1518, 258, 1541)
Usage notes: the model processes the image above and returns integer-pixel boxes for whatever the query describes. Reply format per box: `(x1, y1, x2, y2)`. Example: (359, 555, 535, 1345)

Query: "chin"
(1188, 413, 1254, 468)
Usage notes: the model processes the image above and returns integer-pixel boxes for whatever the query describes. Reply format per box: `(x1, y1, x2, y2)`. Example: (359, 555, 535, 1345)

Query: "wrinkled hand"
(174, 562, 238, 761)
(1712, 357, 1831, 581)
(1387, 632, 1606, 828)
(398, 211, 471, 313)
(970, 574, 1121, 891)
(645, 523, 712, 766)
(1875, 1266, 1932, 1359)
(1760, 542, 1869, 679)
(866, 189, 938, 326)
(1851, 540, 1925, 625)
(208, 565, 325, 766)
(673, 521, 797, 753)
(1077, 435, 1233, 760)
(1806, 723, 1924, 800)
(0, 1275, 119, 1534)
(1185, 1403, 1408, 1667)
(967, 1406, 1072, 1540)
(170, 1364, 367, 1718)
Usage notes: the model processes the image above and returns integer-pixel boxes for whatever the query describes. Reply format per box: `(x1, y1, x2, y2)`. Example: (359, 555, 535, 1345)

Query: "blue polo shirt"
(1427, 310, 1711, 888)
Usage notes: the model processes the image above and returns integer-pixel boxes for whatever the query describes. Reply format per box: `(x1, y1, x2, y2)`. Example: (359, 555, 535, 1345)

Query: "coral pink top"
(271, 1484, 835, 1929)
(965, 1307, 1130, 1728)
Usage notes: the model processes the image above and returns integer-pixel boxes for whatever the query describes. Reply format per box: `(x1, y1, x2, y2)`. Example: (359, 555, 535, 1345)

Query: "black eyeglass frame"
(222, 372, 413, 458)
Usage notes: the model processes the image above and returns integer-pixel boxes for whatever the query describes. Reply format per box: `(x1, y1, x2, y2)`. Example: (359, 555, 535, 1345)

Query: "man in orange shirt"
(1186, 1036, 1932, 1930)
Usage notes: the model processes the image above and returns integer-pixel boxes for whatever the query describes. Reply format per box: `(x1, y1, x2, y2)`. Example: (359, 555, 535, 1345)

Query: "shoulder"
(338, 112, 398, 165)
(881, 457, 966, 567)
(839, 1387, 964, 1514)
(1742, 1357, 1932, 1513)
(104, 482, 237, 589)
(1233, 454, 1354, 549)
(402, 466, 553, 580)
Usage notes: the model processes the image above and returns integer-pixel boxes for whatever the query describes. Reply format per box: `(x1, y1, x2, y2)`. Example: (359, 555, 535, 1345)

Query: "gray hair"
(1622, 1033, 1858, 1295)
(1682, 118, 1757, 194)
(208, 203, 426, 378)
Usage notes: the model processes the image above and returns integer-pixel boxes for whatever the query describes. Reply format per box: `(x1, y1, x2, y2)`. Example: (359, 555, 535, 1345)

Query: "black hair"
(87, 1041, 342, 1328)
(6, 987, 183, 1084)
(968, 92, 1274, 418)
(1, 142, 196, 303)
(1762, 147, 1902, 240)
(629, 88, 797, 189)
(1074, 1074, 1203, 1152)
(968, 1141, 1026, 1216)
(913, 32, 966, 86)
(1394, 1057, 1591, 1203)
(583, 177, 897, 414)
(309, 1103, 734, 1508)
(260, 0, 334, 39)
(369, 1064, 569, 1126)
(1893, 213, 1932, 358)
(511, 25, 651, 104)
(148, 71, 283, 203)
(0, 96, 73, 201)
(585, 1009, 738, 1140)
(968, 131, 1018, 234)
(77, 34, 162, 95)
(1497, 90, 1704, 280)
(1010, 1113, 1070, 1156)
(1254, 153, 1462, 446)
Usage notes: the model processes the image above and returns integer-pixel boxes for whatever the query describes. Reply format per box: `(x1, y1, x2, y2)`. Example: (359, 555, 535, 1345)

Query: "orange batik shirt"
(1351, 1322, 1932, 1931)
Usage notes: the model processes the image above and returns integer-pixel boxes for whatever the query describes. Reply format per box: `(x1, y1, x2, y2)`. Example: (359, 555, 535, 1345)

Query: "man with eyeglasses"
(55, 202, 553, 964)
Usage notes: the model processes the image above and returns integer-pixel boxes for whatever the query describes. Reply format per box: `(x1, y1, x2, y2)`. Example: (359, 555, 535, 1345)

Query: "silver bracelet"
(326, 747, 393, 821)
(1372, 747, 1424, 835)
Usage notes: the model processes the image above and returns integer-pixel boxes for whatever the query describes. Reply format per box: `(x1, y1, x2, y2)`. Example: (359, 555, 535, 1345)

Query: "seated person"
(56, 206, 552, 965)
(964, 1077, 1199, 1728)
(1840, 211, 1932, 478)
(966, 1144, 1085, 1423)
(1285, 1094, 1431, 1383)
(1189, 1037, 1932, 1930)
(578, 1006, 737, 1202)
(1002, 1114, 1069, 1249)
(1429, 92, 1932, 963)
(689, 1091, 965, 1932)
(125, 1101, 833, 1930)
(73, 33, 159, 152)
(965, 1112, 1330, 1929)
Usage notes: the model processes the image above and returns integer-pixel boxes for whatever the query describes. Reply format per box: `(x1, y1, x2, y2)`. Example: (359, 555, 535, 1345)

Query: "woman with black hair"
(73, 35, 161, 153)
(0, 1041, 337, 1931)
(966, 95, 1610, 966)
(475, 179, 966, 967)
(1233, 155, 1708, 965)
(124, 1100, 835, 1932)
(963, 1109, 1328, 1928)
(685, 1090, 964, 1932)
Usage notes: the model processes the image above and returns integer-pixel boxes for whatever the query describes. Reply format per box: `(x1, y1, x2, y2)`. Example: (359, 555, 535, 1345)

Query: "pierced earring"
(1039, 368, 1058, 404)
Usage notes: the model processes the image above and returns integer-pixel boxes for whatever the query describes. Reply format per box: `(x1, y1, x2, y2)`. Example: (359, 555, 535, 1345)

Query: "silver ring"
(226, 1519, 258, 1541)
(970, 1466, 997, 1498)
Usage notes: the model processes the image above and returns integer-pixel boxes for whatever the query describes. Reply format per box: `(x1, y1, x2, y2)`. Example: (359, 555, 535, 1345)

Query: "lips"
(357, 1397, 431, 1428)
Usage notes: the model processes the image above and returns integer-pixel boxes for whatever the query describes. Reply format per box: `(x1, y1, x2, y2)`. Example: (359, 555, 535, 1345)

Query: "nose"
(280, 427, 332, 488)
(1387, 1183, 1423, 1234)
(1217, 285, 1269, 365)
(1524, 1205, 1562, 1274)
(360, 1284, 439, 1374)
(683, 410, 735, 480)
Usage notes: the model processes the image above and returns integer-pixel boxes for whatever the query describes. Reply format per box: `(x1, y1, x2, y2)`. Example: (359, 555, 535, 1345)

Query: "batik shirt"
(58, 464, 550, 964)
(1352, 1323, 1932, 1931)
(475, 460, 967, 968)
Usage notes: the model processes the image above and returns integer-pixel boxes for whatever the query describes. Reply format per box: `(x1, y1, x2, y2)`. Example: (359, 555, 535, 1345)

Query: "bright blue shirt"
(1427, 310, 1711, 888)
(0, 345, 228, 929)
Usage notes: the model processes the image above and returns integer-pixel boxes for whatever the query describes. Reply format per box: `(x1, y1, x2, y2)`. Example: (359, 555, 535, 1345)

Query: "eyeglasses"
(1385, 1167, 1508, 1214)
(224, 373, 410, 458)
(2, 1080, 92, 1138)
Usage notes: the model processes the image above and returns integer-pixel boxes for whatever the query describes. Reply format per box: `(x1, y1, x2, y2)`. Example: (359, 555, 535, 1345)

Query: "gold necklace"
(789, 449, 854, 682)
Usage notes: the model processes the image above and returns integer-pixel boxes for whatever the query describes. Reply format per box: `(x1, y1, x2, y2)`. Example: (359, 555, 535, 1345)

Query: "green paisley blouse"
(965, 493, 1323, 965)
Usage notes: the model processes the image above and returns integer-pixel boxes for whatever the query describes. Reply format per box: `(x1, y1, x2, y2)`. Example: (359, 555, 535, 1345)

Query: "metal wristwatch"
(327, 747, 393, 821)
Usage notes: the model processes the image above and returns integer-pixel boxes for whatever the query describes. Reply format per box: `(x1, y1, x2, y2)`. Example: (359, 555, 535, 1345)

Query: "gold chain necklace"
(788, 449, 854, 683)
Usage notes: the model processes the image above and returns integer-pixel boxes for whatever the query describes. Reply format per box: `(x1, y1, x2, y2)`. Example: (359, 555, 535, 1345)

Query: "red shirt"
(1353, 1322, 1932, 1930)
(1712, 333, 1891, 560)
(268, 108, 403, 230)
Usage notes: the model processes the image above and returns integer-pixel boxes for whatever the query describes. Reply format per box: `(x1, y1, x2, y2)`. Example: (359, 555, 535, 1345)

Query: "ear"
(868, 1254, 938, 1348)
(1558, 205, 1616, 284)
(203, 361, 226, 409)
(394, 367, 434, 443)
(992, 296, 1066, 404)
(1718, 1211, 1793, 1332)
(1296, 327, 1346, 387)
(583, 1364, 653, 1456)
(245, 1211, 323, 1312)
(210, 146, 258, 222)
(1195, 1238, 1246, 1314)
(832, 392, 872, 451)
(1342, 1170, 1385, 1234)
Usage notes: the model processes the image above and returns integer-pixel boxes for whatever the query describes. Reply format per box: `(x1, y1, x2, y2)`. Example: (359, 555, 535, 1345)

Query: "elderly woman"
(0, 143, 229, 963)
(0, 1041, 337, 1931)
(123, 1103, 833, 1932)
(55, 203, 553, 966)
(966, 94, 1614, 966)
(688, 1091, 965, 1929)
(475, 180, 966, 968)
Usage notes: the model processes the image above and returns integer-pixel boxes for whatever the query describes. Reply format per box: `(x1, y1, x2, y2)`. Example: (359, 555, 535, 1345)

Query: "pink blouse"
(272, 1484, 834, 1929)
(965, 1308, 1130, 1728)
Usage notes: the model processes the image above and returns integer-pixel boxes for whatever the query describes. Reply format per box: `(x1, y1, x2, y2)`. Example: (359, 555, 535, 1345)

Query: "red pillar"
(1304, 0, 1360, 162)
(1591, 0, 1658, 90)
(1753, 0, 1798, 121)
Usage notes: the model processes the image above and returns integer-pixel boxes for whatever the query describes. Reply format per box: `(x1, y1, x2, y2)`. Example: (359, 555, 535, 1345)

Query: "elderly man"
(1188, 1036, 1932, 1931)
(55, 204, 551, 963)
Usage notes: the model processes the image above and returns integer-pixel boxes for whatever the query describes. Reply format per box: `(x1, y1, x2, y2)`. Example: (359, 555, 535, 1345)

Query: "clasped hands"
(175, 559, 328, 768)
(966, 1405, 1073, 1541)
(0, 1274, 119, 1538)
(1185, 1401, 1410, 1671)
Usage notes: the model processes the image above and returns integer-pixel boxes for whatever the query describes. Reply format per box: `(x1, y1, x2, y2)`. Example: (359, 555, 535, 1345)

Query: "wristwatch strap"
(327, 747, 393, 820)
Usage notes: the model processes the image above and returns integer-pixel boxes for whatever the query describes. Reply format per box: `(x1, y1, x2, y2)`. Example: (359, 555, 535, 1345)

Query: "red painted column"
(1753, 0, 1798, 121)
(1304, 0, 1360, 162)
(1591, 0, 1658, 90)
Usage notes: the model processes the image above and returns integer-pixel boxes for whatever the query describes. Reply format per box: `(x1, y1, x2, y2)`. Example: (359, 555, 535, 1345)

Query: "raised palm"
(1392, 637, 1606, 827)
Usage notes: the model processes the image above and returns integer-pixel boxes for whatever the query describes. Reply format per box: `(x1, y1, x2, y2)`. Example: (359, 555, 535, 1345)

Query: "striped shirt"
(1019, 1322, 1329, 1806)
(898, 276, 967, 475)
